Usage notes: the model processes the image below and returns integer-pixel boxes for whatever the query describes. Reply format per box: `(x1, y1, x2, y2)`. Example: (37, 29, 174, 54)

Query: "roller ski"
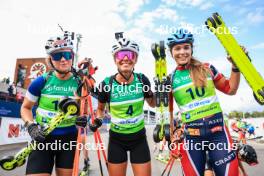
(205, 12, 264, 105)
(152, 41, 170, 143)
(79, 158, 90, 176)
(247, 135, 263, 141)
(0, 98, 80, 171)
(155, 153, 170, 164)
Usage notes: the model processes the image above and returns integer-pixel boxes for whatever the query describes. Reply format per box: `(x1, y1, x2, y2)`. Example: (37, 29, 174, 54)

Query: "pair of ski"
(151, 41, 171, 143)
(205, 12, 264, 105)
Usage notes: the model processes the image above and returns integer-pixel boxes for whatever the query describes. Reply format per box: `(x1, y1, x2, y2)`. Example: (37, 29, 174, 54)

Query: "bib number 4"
(126, 105, 133, 116)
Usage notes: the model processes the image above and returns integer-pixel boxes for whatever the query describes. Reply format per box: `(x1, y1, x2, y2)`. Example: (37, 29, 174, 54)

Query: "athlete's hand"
(171, 128, 185, 143)
(76, 115, 88, 128)
(89, 118, 103, 132)
(27, 123, 46, 142)
(227, 45, 249, 69)
(78, 57, 92, 69)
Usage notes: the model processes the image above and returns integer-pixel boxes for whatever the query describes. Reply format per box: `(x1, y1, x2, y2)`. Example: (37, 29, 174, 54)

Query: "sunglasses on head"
(115, 50, 136, 61)
(50, 51, 74, 61)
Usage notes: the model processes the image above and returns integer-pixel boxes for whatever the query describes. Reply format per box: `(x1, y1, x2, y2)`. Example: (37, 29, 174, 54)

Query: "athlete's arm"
(96, 102, 106, 119)
(146, 96, 155, 108)
(96, 81, 107, 119)
(214, 71, 240, 95)
(141, 74, 155, 108)
(227, 67, 240, 95)
(21, 98, 35, 124)
(207, 63, 240, 95)
(21, 76, 45, 124)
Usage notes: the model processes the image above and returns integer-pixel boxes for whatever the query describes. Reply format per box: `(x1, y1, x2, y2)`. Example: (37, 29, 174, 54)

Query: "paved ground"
(0, 125, 263, 176)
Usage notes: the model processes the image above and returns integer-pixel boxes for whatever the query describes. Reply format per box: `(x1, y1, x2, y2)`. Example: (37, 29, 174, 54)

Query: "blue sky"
(0, 0, 264, 112)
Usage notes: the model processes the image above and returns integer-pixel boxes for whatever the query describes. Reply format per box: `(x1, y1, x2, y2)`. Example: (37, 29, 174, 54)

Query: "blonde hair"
(45, 56, 54, 70)
(189, 57, 210, 87)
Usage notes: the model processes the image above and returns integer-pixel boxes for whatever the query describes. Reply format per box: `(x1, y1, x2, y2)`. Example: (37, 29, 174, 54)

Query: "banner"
(0, 117, 30, 145)
(14, 58, 49, 89)
(0, 100, 36, 118)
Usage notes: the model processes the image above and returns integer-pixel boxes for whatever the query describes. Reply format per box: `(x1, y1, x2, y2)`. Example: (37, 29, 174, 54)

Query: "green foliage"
(228, 110, 264, 118)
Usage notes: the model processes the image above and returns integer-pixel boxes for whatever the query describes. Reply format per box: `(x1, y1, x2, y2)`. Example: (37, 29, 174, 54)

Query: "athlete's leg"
(238, 159, 248, 176)
(81, 128, 90, 170)
(108, 162, 128, 176)
(26, 140, 54, 175)
(107, 132, 128, 176)
(209, 125, 239, 176)
(204, 169, 215, 176)
(55, 132, 77, 176)
(131, 161, 151, 176)
(180, 137, 206, 176)
(56, 168, 72, 176)
(204, 151, 214, 176)
(130, 137, 151, 176)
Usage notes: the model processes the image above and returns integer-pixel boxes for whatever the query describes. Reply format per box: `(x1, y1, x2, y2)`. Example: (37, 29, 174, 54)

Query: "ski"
(247, 136, 263, 141)
(205, 12, 264, 105)
(152, 41, 170, 143)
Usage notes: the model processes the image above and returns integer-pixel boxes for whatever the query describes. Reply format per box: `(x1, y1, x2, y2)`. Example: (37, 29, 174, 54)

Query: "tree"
(244, 112, 250, 118)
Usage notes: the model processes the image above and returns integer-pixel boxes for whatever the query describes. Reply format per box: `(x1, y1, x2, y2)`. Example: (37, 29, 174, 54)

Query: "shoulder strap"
(170, 69, 176, 86)
(36, 71, 53, 104)
(107, 74, 116, 103)
(136, 73, 143, 84)
(44, 70, 54, 84)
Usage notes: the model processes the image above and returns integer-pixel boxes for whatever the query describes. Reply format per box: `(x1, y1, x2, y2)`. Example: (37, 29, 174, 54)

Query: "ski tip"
(151, 43, 159, 59)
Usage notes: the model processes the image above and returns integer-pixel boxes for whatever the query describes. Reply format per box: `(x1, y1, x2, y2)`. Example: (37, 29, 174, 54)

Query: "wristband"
(24, 120, 34, 128)
(232, 67, 240, 72)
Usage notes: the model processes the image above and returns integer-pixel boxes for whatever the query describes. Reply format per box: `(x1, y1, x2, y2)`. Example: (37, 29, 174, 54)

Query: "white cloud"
(243, 0, 257, 6)
(178, 22, 195, 32)
(199, 2, 213, 10)
(145, 6, 178, 23)
(162, 0, 205, 9)
(116, 0, 149, 18)
(237, 8, 249, 15)
(251, 42, 264, 50)
(161, 0, 177, 6)
(134, 5, 180, 33)
(222, 4, 234, 12)
(0, 0, 126, 82)
(247, 8, 264, 24)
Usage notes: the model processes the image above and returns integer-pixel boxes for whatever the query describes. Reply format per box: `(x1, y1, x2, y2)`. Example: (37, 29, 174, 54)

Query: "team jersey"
(25, 72, 79, 135)
(98, 73, 151, 134)
(171, 63, 224, 123)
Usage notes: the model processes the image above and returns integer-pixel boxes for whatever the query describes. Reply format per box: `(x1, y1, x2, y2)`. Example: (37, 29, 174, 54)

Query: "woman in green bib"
(21, 32, 86, 176)
(167, 28, 241, 176)
(89, 34, 155, 176)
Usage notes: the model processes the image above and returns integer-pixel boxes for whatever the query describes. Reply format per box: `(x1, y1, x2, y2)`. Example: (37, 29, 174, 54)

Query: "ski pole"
(96, 130, 108, 167)
(161, 157, 173, 176)
(94, 128, 104, 176)
(88, 94, 104, 176)
(167, 157, 175, 176)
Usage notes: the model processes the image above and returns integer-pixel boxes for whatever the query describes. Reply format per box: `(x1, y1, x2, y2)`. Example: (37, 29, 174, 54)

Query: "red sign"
(8, 124, 20, 138)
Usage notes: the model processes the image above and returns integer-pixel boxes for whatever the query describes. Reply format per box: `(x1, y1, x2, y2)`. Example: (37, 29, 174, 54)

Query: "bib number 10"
(186, 87, 205, 100)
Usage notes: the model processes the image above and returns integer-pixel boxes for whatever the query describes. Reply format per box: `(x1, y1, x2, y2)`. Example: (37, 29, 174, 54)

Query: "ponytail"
(189, 57, 209, 87)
